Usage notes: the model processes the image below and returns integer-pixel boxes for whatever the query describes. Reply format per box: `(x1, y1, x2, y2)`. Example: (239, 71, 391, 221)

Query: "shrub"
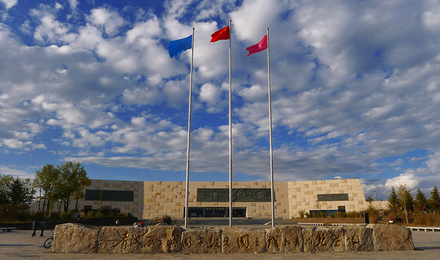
(49, 212, 60, 220)
(84, 211, 95, 219)
(60, 211, 74, 220)
(100, 206, 113, 217)
(386, 211, 397, 223)
(116, 213, 126, 218)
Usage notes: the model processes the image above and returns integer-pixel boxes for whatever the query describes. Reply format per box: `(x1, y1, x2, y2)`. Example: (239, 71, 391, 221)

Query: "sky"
(1, 0, 440, 200)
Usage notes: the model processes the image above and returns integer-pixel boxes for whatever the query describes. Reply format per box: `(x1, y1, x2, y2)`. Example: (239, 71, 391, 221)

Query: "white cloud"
(0, 0, 17, 10)
(87, 8, 125, 36)
(0, 165, 34, 179)
(199, 83, 222, 109)
(385, 172, 420, 190)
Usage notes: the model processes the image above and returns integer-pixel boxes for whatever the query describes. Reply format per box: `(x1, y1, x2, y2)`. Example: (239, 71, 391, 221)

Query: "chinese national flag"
(210, 25, 230, 42)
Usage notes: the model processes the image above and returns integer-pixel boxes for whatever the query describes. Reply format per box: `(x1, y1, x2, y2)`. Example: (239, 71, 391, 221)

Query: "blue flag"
(169, 35, 192, 58)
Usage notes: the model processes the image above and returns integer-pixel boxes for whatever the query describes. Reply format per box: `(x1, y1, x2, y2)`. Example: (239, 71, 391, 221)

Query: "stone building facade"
(72, 178, 387, 219)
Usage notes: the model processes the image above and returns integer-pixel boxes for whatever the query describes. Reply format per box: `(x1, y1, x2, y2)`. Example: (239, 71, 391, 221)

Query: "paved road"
(1, 229, 439, 259)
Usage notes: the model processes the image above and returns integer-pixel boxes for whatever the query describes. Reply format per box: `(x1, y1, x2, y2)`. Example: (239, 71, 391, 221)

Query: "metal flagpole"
(228, 19, 233, 227)
(184, 28, 195, 229)
(267, 28, 275, 228)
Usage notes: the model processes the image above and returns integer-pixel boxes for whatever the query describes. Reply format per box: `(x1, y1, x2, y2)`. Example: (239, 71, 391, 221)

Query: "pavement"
(1, 228, 439, 260)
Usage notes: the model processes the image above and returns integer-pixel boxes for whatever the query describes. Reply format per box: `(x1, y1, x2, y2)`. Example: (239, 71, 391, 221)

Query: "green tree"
(398, 185, 414, 213)
(34, 164, 61, 215)
(56, 162, 90, 212)
(8, 177, 35, 205)
(366, 196, 374, 203)
(388, 187, 400, 213)
(397, 185, 413, 224)
(414, 188, 428, 213)
(0, 175, 34, 205)
(428, 185, 440, 213)
(0, 175, 14, 205)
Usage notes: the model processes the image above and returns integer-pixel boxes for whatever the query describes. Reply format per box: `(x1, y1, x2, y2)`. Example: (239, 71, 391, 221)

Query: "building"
(71, 178, 388, 219)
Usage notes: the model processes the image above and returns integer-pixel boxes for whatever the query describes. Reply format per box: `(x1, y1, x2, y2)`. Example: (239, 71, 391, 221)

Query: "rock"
(181, 227, 222, 254)
(266, 225, 303, 253)
(52, 223, 100, 253)
(344, 225, 374, 252)
(302, 226, 345, 253)
(98, 227, 145, 254)
(141, 225, 182, 253)
(221, 227, 266, 253)
(367, 224, 414, 251)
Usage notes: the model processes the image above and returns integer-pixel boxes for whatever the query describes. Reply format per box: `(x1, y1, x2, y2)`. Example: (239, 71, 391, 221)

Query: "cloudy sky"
(1, 0, 440, 199)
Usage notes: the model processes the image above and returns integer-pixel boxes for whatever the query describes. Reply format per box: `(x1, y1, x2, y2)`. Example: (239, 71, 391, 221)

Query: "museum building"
(73, 178, 387, 219)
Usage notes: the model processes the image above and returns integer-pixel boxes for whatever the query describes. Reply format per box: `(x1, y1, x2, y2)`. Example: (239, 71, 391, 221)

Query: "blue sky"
(1, 0, 440, 200)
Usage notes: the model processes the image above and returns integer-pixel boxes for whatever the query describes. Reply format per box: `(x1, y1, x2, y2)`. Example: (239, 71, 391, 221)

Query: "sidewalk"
(1, 229, 439, 259)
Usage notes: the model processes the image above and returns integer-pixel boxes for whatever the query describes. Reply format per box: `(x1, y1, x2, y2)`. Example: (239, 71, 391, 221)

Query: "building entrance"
(186, 207, 246, 217)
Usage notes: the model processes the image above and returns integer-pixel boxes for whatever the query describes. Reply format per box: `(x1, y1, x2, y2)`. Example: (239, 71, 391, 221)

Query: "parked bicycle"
(43, 230, 54, 249)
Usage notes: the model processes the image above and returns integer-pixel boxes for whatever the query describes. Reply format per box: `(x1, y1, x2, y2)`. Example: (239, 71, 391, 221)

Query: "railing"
(297, 223, 325, 226)
(406, 226, 440, 232)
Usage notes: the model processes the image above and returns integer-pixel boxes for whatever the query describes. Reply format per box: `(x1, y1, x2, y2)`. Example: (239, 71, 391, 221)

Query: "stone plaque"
(317, 193, 349, 201)
(266, 225, 303, 253)
(181, 228, 222, 254)
(302, 227, 345, 253)
(221, 227, 266, 253)
(197, 188, 271, 202)
(344, 225, 374, 252)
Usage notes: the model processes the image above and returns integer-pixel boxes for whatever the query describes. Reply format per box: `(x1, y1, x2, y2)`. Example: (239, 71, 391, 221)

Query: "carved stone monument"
(221, 227, 266, 253)
(98, 227, 145, 253)
(266, 225, 303, 253)
(302, 226, 345, 253)
(52, 223, 414, 254)
(181, 227, 222, 254)
(344, 225, 374, 252)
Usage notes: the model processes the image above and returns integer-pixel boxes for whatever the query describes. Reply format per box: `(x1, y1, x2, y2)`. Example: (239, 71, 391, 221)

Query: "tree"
(8, 178, 35, 205)
(397, 185, 413, 224)
(34, 164, 61, 215)
(388, 187, 400, 213)
(428, 185, 440, 213)
(0, 175, 14, 205)
(366, 196, 374, 203)
(414, 188, 428, 213)
(56, 162, 90, 212)
(397, 185, 414, 213)
(0, 175, 34, 205)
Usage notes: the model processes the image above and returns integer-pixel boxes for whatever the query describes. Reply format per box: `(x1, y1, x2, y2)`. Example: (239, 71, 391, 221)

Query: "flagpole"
(184, 28, 195, 229)
(266, 28, 275, 228)
(228, 19, 233, 227)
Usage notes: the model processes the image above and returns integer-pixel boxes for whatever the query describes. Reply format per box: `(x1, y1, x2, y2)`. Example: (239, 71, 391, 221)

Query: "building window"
(85, 190, 134, 202)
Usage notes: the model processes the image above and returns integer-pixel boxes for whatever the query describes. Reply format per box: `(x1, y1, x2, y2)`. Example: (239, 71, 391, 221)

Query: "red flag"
(210, 25, 230, 42)
(246, 35, 268, 56)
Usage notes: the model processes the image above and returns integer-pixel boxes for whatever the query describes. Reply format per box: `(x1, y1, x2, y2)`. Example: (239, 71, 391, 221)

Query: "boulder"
(344, 225, 374, 252)
(367, 224, 414, 251)
(266, 225, 303, 253)
(181, 227, 222, 254)
(52, 223, 100, 253)
(302, 226, 345, 253)
(140, 225, 182, 253)
(221, 227, 266, 253)
(98, 227, 145, 253)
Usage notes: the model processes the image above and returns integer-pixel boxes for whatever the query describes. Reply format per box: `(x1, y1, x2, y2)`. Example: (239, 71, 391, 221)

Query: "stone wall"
(142, 181, 290, 220)
(287, 179, 368, 217)
(52, 223, 414, 254)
